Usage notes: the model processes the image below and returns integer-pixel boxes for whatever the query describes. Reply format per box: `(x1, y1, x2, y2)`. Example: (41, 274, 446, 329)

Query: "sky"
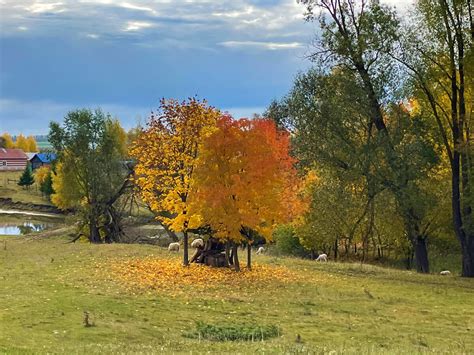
(0, 0, 410, 135)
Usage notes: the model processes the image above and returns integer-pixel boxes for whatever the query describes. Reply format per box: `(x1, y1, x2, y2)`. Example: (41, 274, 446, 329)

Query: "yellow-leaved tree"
(130, 98, 220, 265)
(15, 134, 28, 151)
(26, 136, 38, 152)
(1, 133, 15, 148)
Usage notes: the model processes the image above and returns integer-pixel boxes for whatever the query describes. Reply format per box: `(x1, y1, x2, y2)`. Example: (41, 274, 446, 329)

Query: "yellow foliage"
(51, 160, 82, 209)
(34, 166, 50, 186)
(26, 136, 38, 152)
(107, 119, 128, 157)
(102, 258, 301, 296)
(15, 134, 29, 151)
(1, 133, 15, 148)
(130, 98, 220, 233)
(1, 133, 36, 151)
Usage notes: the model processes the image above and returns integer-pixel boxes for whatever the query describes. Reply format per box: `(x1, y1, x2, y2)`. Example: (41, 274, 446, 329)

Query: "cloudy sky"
(0, 0, 409, 135)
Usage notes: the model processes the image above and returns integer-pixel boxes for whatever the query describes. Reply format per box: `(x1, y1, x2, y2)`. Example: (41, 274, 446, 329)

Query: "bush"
(273, 224, 307, 257)
(184, 321, 280, 341)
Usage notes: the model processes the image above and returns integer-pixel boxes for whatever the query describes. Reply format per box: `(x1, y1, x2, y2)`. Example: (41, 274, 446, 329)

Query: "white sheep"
(256, 246, 265, 255)
(168, 242, 180, 252)
(191, 238, 204, 249)
(440, 270, 451, 276)
(315, 253, 328, 262)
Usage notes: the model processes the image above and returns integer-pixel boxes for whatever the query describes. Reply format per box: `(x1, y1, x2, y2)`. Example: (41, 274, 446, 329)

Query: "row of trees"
(46, 103, 298, 271)
(17, 165, 55, 197)
(264, 0, 472, 276)
(43, 0, 472, 277)
(1, 133, 38, 152)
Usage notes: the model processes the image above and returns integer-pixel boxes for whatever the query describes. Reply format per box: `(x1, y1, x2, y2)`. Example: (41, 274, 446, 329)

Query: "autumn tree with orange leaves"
(190, 115, 299, 271)
(130, 98, 220, 266)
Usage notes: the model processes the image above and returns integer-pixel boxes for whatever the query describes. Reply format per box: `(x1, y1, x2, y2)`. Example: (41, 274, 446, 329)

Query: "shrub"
(273, 224, 307, 257)
(184, 321, 280, 341)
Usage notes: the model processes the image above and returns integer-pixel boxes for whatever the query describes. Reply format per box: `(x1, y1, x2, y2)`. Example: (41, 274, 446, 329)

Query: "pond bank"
(0, 197, 65, 215)
(0, 208, 64, 219)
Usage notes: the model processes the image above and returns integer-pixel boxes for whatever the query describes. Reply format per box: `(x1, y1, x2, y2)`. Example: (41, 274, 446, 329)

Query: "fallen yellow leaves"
(100, 257, 302, 296)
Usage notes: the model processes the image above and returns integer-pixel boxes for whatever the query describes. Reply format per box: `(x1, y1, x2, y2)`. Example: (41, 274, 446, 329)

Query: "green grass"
(1, 235, 473, 354)
(0, 171, 52, 205)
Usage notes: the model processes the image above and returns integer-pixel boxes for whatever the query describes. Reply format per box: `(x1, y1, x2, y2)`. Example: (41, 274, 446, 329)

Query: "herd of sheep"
(167, 239, 452, 275)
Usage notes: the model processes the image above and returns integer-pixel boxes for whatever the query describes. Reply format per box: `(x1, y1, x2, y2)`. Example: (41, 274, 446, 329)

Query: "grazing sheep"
(168, 242, 180, 252)
(440, 270, 451, 276)
(315, 253, 328, 262)
(191, 238, 204, 249)
(256, 246, 265, 255)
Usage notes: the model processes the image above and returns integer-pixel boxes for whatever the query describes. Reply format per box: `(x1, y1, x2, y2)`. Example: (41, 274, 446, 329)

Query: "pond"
(0, 222, 57, 235)
(0, 210, 63, 236)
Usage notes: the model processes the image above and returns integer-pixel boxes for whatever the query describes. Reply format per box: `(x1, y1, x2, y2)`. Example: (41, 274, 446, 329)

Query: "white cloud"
(25, 1, 64, 14)
(17, 26, 28, 31)
(220, 40, 303, 50)
(123, 20, 154, 31)
(85, 33, 99, 39)
(212, 6, 254, 18)
(119, 2, 157, 14)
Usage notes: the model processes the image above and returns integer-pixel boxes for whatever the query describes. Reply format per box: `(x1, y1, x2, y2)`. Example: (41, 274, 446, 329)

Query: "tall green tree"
(17, 166, 34, 190)
(394, 0, 474, 276)
(49, 109, 130, 243)
(274, 0, 441, 271)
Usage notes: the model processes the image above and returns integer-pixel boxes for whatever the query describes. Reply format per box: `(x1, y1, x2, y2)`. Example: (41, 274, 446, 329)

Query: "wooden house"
(29, 153, 57, 170)
(0, 148, 28, 171)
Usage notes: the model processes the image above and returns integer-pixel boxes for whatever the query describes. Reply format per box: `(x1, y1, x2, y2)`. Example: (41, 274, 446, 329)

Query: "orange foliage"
(190, 115, 299, 243)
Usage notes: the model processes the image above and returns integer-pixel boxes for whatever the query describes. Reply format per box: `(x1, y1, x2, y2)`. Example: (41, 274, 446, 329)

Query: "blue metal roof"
(34, 153, 57, 163)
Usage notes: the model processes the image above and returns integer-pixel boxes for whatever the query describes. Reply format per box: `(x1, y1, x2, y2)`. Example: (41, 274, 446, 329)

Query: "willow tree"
(294, 0, 441, 272)
(395, 0, 474, 276)
(130, 98, 221, 266)
(49, 109, 129, 243)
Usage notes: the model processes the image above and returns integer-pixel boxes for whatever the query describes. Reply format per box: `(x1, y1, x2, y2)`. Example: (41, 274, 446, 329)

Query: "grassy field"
(0, 171, 51, 205)
(1, 234, 473, 354)
(36, 141, 53, 150)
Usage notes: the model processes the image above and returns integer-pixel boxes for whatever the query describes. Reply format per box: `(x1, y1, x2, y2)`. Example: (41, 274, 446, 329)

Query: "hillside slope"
(0, 235, 473, 354)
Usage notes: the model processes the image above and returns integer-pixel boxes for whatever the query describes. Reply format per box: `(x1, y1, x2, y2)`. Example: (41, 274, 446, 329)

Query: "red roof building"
(0, 148, 28, 171)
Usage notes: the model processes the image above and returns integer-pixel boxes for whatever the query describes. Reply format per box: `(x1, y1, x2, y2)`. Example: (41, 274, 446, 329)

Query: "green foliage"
(39, 170, 54, 197)
(273, 225, 307, 257)
(49, 109, 128, 242)
(185, 321, 280, 341)
(17, 166, 34, 189)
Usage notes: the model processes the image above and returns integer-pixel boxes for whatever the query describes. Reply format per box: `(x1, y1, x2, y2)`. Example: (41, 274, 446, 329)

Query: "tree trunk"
(232, 244, 240, 272)
(461, 234, 474, 277)
(89, 213, 101, 243)
(225, 242, 231, 266)
(247, 244, 251, 270)
(183, 230, 189, 266)
(413, 236, 429, 273)
(310, 249, 316, 260)
(334, 238, 338, 260)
